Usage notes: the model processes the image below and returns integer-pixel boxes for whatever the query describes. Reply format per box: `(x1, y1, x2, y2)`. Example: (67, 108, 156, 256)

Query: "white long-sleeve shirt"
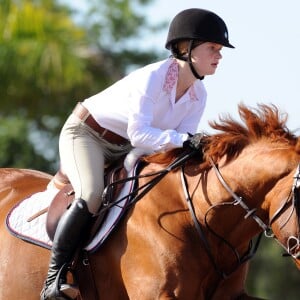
(83, 58, 207, 152)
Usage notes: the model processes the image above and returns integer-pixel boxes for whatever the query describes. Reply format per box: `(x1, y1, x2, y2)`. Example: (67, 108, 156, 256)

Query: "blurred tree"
(0, 0, 89, 118)
(0, 116, 56, 172)
(76, 0, 164, 94)
(0, 0, 161, 119)
(246, 235, 300, 299)
(0, 0, 160, 171)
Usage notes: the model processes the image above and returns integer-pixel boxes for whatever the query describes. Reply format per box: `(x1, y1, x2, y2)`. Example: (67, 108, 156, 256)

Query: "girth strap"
(74, 250, 99, 300)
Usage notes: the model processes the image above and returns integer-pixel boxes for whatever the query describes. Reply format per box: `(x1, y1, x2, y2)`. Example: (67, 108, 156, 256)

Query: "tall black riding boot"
(40, 199, 93, 300)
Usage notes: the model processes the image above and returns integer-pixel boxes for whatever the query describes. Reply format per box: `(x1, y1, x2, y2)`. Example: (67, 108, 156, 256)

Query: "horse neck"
(192, 147, 298, 249)
(210, 145, 298, 204)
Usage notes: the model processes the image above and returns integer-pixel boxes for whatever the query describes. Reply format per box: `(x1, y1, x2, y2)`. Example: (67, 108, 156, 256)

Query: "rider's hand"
(183, 133, 204, 151)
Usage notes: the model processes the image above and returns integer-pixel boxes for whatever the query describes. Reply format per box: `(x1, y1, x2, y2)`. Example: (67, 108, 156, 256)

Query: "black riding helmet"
(166, 8, 234, 80)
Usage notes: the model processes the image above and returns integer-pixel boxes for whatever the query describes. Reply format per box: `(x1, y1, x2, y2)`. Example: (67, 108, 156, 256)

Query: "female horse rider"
(41, 8, 234, 300)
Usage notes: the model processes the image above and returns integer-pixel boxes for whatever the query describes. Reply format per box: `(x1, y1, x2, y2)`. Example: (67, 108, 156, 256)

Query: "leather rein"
(105, 150, 262, 278)
(180, 157, 300, 278)
(77, 150, 300, 300)
(102, 149, 300, 278)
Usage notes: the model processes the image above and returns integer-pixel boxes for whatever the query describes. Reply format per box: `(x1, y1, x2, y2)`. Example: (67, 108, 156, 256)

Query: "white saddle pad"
(6, 169, 136, 252)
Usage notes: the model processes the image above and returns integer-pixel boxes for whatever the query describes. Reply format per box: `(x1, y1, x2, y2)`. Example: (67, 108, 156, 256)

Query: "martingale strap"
(180, 167, 224, 277)
(180, 157, 265, 278)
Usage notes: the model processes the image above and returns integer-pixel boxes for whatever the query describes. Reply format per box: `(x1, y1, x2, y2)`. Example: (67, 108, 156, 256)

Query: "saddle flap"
(46, 184, 74, 240)
(46, 160, 128, 242)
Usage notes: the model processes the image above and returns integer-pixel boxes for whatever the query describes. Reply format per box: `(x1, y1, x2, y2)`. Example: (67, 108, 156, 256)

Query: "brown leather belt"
(72, 102, 128, 145)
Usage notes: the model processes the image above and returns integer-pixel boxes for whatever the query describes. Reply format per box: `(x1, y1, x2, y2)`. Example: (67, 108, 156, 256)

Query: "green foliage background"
(0, 0, 298, 298)
(0, 0, 159, 172)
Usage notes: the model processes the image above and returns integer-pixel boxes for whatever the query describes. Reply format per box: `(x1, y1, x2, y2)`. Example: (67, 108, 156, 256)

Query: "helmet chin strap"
(172, 40, 204, 80)
(187, 40, 204, 80)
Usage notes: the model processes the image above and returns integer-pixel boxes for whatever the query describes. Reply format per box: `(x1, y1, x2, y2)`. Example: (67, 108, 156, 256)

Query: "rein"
(101, 149, 198, 212)
(104, 150, 264, 278)
(103, 149, 300, 278)
(182, 157, 300, 277)
(180, 158, 263, 279)
(207, 160, 300, 260)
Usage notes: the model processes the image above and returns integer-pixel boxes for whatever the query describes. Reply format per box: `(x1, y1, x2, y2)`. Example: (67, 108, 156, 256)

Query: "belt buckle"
(80, 108, 90, 122)
(101, 129, 108, 138)
(74, 103, 90, 121)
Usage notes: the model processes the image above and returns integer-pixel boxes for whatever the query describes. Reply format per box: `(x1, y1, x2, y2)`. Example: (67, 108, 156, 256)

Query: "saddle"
(46, 159, 127, 241)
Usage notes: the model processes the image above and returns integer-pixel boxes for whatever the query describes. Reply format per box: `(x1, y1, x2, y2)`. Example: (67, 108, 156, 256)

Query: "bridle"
(269, 163, 300, 258)
(103, 148, 300, 278)
(181, 156, 300, 278)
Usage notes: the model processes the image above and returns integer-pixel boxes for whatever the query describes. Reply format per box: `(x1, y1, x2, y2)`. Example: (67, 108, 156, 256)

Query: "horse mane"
(144, 103, 299, 167)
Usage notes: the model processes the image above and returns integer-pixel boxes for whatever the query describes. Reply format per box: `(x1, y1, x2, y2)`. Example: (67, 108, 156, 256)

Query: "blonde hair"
(172, 40, 204, 58)
(176, 40, 189, 56)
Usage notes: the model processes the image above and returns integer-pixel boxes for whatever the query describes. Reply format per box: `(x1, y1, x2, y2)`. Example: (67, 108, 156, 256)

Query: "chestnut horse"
(0, 104, 299, 300)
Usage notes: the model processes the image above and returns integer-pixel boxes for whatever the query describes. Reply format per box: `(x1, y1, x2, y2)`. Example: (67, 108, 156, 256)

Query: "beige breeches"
(59, 114, 131, 214)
